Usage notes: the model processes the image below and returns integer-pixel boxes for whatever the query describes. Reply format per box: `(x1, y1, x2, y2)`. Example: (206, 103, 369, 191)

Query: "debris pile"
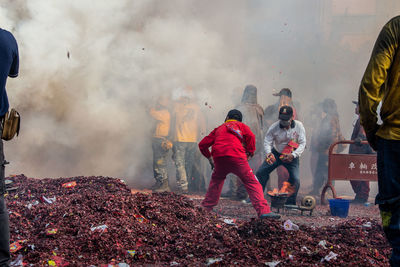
(6, 175, 390, 266)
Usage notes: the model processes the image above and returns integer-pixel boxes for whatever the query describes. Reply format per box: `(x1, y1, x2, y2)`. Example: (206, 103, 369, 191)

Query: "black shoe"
(260, 212, 281, 219)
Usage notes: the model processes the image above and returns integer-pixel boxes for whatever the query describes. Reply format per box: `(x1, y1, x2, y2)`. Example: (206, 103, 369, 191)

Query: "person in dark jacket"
(358, 16, 400, 266)
(199, 109, 279, 219)
(349, 101, 374, 204)
(308, 98, 344, 196)
(0, 28, 19, 266)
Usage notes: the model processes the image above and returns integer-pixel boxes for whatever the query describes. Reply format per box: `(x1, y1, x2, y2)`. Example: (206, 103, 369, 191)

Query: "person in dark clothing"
(199, 109, 279, 219)
(358, 16, 400, 266)
(263, 88, 299, 131)
(308, 98, 345, 196)
(349, 101, 374, 204)
(0, 28, 19, 266)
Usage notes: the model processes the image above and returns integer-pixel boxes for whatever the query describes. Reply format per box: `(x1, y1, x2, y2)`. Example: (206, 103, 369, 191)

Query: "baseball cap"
(273, 88, 292, 98)
(279, 106, 293, 122)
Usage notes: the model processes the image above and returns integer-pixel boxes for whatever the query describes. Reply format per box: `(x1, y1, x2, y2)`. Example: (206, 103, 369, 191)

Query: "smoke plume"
(0, 0, 398, 192)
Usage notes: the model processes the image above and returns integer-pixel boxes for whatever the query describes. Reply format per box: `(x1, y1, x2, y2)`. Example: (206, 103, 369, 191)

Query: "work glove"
(265, 153, 276, 165)
(366, 131, 378, 151)
(161, 139, 173, 151)
(208, 157, 215, 170)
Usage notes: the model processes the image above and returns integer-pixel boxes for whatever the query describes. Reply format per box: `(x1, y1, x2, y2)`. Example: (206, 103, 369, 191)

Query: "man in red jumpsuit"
(199, 109, 280, 219)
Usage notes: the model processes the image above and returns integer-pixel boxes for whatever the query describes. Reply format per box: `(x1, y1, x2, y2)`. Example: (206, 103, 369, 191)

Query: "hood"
(322, 98, 338, 115)
(241, 85, 258, 104)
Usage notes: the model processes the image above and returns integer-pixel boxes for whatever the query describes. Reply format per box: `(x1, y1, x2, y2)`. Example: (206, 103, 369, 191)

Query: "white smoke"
(0, 0, 397, 194)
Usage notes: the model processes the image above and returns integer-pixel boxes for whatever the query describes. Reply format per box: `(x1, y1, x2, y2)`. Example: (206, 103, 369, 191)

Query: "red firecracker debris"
(5, 175, 390, 266)
(10, 240, 26, 253)
(61, 181, 77, 188)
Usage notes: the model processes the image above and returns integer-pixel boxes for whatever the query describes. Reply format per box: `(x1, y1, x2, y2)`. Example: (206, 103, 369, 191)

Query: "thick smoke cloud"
(0, 0, 250, 183)
(0, 1, 398, 192)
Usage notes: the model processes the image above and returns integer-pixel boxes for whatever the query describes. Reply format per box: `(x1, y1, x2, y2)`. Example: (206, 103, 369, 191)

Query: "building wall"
(320, 0, 400, 51)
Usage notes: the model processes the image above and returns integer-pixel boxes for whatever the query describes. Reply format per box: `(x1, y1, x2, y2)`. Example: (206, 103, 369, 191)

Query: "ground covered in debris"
(197, 196, 382, 228)
(6, 175, 390, 266)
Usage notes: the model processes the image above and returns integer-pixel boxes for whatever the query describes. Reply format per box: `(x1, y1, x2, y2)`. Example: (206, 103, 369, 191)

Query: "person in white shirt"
(256, 106, 306, 205)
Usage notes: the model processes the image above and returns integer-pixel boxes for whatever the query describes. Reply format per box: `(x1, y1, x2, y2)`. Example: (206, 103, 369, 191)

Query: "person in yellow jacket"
(149, 95, 172, 192)
(171, 88, 205, 193)
(358, 16, 400, 266)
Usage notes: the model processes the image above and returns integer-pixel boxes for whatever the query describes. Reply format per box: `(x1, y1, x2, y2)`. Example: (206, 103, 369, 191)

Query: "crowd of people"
(146, 14, 400, 267)
(149, 85, 371, 204)
(0, 14, 399, 267)
(149, 87, 207, 194)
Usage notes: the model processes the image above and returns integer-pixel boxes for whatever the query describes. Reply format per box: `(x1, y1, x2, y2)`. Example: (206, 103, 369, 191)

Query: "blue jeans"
(377, 138, 400, 266)
(256, 149, 300, 205)
(152, 137, 169, 184)
(172, 142, 197, 191)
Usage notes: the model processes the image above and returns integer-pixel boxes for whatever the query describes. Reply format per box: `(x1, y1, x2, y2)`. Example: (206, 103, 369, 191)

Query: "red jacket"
(198, 120, 256, 160)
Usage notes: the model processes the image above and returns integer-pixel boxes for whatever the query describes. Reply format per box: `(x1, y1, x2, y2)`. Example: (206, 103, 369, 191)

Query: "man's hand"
(161, 139, 173, 151)
(366, 131, 378, 151)
(281, 154, 294, 162)
(208, 157, 215, 170)
(265, 153, 276, 165)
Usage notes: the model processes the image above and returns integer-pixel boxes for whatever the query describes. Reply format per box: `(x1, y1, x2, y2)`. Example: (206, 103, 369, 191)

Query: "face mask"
(280, 120, 296, 129)
(279, 120, 290, 128)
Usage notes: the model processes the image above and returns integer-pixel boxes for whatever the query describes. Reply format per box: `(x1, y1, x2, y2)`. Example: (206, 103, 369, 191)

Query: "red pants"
(236, 153, 263, 199)
(201, 156, 271, 216)
(350, 180, 370, 201)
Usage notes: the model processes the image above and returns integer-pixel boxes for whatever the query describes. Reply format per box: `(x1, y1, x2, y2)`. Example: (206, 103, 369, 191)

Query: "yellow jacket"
(150, 108, 170, 138)
(359, 16, 400, 140)
(172, 100, 205, 143)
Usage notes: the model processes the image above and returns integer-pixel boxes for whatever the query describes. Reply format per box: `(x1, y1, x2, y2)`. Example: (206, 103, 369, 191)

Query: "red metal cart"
(320, 140, 377, 205)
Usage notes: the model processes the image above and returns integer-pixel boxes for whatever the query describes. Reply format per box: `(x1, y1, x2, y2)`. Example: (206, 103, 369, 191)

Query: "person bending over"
(199, 109, 280, 219)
